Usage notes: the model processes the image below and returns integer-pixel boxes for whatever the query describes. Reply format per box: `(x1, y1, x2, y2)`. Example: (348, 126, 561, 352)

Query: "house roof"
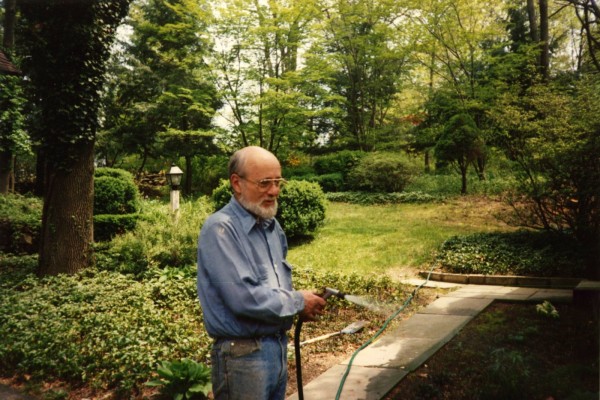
(0, 49, 21, 75)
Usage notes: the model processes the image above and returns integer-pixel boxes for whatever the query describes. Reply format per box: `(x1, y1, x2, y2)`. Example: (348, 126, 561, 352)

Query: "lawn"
(288, 196, 515, 277)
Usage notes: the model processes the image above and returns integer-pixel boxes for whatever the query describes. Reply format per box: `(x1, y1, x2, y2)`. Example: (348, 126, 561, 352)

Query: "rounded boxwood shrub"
(211, 179, 327, 238)
(313, 172, 344, 192)
(346, 152, 421, 193)
(94, 168, 141, 241)
(94, 168, 140, 214)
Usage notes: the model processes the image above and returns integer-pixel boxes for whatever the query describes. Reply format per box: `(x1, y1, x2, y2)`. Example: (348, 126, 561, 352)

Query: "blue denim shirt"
(197, 196, 305, 339)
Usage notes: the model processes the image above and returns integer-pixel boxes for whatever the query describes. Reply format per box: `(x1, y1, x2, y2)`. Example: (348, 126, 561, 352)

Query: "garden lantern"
(165, 164, 183, 212)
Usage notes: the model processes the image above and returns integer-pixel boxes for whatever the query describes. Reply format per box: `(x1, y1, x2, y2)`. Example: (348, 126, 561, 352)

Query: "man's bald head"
(228, 146, 280, 178)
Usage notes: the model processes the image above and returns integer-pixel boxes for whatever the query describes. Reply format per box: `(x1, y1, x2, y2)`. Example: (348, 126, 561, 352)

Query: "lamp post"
(165, 164, 183, 213)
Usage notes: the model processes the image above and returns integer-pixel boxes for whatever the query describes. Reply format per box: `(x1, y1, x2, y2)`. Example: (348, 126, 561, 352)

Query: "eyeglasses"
(239, 176, 287, 191)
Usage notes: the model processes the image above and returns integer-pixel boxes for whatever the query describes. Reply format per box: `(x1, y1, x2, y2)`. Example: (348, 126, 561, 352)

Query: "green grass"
(287, 197, 515, 277)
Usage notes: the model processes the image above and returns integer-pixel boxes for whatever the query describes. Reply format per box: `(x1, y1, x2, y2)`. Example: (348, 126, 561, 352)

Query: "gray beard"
(238, 195, 278, 220)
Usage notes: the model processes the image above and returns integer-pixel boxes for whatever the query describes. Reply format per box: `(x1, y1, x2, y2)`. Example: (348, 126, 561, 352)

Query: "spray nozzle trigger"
(321, 287, 346, 300)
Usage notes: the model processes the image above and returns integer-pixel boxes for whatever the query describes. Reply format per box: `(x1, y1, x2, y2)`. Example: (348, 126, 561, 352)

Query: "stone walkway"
(287, 280, 574, 400)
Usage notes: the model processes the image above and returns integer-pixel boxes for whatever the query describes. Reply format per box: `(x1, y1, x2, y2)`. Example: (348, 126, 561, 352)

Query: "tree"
(488, 77, 600, 278)
(561, 0, 600, 73)
(100, 0, 220, 189)
(160, 129, 219, 194)
(320, 0, 413, 150)
(210, 0, 323, 153)
(18, 0, 131, 276)
(434, 113, 482, 194)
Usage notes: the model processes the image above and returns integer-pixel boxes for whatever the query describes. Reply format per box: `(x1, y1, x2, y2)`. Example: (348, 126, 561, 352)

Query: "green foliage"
(97, 198, 212, 276)
(326, 191, 441, 205)
(146, 358, 211, 400)
(313, 151, 365, 175)
(0, 74, 29, 156)
(346, 152, 421, 193)
(488, 78, 600, 277)
(434, 230, 586, 277)
(480, 348, 531, 399)
(19, 0, 131, 171)
(277, 180, 327, 238)
(536, 301, 559, 319)
(209, 179, 232, 211)
(405, 171, 516, 197)
(435, 113, 484, 194)
(94, 167, 141, 241)
(94, 168, 140, 214)
(0, 268, 209, 395)
(93, 214, 139, 242)
(211, 179, 327, 238)
(312, 172, 344, 192)
(0, 194, 42, 254)
(0, 245, 415, 397)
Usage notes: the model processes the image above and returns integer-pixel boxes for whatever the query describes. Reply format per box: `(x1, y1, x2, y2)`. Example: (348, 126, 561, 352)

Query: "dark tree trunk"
(185, 155, 192, 195)
(38, 141, 95, 276)
(34, 148, 46, 197)
(539, 0, 550, 80)
(0, 151, 11, 193)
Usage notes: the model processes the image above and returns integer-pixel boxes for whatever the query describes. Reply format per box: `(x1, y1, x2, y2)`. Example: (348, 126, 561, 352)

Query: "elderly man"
(197, 146, 326, 400)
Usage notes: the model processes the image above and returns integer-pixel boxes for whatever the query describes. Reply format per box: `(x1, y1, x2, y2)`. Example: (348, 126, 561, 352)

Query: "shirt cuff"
(292, 290, 305, 314)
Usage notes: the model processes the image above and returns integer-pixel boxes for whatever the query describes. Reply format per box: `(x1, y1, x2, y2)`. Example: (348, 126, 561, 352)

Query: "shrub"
(0, 194, 42, 254)
(97, 198, 213, 276)
(94, 168, 140, 214)
(346, 152, 421, 193)
(210, 179, 232, 211)
(93, 214, 139, 242)
(210, 179, 327, 239)
(0, 268, 210, 395)
(277, 180, 327, 239)
(326, 191, 441, 205)
(94, 168, 141, 241)
(434, 230, 586, 277)
(313, 173, 344, 192)
(313, 150, 364, 175)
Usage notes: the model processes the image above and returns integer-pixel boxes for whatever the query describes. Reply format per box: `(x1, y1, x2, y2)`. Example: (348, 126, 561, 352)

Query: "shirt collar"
(229, 196, 276, 233)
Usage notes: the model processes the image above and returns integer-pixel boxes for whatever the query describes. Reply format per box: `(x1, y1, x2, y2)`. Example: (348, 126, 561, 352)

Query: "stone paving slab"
(381, 313, 472, 340)
(528, 289, 574, 302)
(286, 364, 408, 400)
(417, 297, 493, 316)
(347, 336, 456, 372)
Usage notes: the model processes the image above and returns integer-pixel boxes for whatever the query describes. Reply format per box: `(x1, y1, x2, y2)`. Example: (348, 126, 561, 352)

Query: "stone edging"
(419, 271, 583, 289)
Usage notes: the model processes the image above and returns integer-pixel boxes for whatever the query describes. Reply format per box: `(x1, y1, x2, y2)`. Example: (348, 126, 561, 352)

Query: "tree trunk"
(34, 148, 46, 197)
(185, 155, 192, 195)
(0, 151, 11, 193)
(527, 0, 539, 43)
(460, 163, 468, 195)
(38, 141, 95, 276)
(539, 0, 550, 80)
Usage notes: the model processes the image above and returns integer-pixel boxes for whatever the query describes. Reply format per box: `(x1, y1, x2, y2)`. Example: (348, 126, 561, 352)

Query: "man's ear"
(230, 174, 242, 195)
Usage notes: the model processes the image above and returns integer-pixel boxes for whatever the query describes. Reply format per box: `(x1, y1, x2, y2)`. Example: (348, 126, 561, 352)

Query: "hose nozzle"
(322, 287, 346, 300)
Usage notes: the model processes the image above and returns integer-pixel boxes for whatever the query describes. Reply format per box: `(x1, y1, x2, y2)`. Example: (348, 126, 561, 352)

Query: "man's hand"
(298, 290, 326, 321)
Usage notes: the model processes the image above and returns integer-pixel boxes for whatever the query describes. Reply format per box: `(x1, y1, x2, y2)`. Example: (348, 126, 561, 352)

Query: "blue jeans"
(211, 334, 288, 400)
